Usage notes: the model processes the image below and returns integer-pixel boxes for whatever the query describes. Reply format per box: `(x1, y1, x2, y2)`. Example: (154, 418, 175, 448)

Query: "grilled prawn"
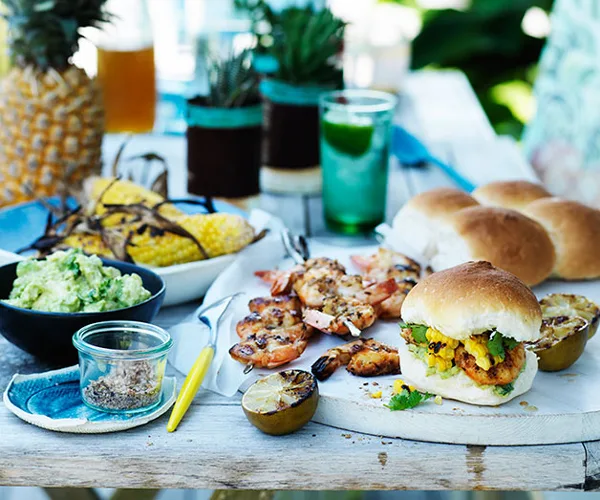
(301, 278, 397, 336)
(351, 248, 422, 318)
(311, 338, 400, 381)
(230, 295, 314, 369)
(454, 343, 526, 386)
(255, 258, 346, 296)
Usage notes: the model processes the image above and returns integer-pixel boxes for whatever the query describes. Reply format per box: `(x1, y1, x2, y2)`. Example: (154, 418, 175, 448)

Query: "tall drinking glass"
(96, 0, 156, 133)
(319, 90, 397, 234)
(0, 14, 8, 77)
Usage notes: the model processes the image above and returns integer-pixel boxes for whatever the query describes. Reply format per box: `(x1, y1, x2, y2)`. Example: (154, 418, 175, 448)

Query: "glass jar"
(96, 0, 156, 133)
(73, 320, 172, 414)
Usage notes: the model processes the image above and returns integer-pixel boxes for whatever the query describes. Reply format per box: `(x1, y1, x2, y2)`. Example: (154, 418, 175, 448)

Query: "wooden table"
(1, 70, 595, 492)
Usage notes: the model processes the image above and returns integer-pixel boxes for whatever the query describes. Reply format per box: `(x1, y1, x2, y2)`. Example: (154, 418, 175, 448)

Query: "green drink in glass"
(320, 90, 397, 234)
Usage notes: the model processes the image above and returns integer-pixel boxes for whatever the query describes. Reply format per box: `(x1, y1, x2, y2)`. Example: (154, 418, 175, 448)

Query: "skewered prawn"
(229, 327, 312, 369)
(256, 256, 397, 336)
(255, 257, 346, 295)
(236, 295, 304, 336)
(301, 278, 397, 336)
(311, 338, 400, 381)
(351, 248, 422, 318)
(229, 295, 314, 369)
(303, 296, 378, 336)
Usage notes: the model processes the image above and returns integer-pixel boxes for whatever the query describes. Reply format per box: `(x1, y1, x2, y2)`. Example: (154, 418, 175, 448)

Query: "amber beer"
(97, 44, 156, 133)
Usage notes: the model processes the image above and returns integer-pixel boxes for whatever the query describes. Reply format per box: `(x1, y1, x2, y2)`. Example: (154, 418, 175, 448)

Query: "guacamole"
(5, 249, 152, 313)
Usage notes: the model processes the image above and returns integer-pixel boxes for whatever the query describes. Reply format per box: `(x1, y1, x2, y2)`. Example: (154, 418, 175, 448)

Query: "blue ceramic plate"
(0, 197, 245, 255)
(3, 365, 176, 433)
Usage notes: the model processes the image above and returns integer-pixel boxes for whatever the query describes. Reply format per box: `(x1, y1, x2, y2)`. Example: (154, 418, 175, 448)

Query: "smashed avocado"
(5, 249, 151, 313)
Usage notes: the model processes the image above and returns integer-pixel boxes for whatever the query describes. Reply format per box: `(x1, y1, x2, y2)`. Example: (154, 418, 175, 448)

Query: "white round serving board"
(199, 239, 600, 446)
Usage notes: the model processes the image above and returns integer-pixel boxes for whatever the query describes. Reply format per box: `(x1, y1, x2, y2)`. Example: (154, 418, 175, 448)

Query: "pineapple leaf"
(3, 0, 110, 70)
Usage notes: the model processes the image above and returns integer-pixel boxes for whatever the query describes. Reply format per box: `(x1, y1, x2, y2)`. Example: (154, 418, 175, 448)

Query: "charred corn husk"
(85, 177, 181, 222)
(426, 328, 459, 372)
(63, 212, 255, 267)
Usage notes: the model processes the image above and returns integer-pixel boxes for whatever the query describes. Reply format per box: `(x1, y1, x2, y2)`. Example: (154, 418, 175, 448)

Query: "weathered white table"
(1, 71, 596, 492)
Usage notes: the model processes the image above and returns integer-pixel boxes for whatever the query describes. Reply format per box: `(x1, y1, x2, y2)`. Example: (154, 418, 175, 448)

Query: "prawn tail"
(311, 355, 335, 381)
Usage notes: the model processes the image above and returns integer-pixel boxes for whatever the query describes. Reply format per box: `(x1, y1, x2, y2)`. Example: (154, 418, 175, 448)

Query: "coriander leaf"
(495, 383, 514, 396)
(411, 325, 429, 344)
(487, 332, 506, 360)
(385, 389, 434, 411)
(399, 322, 429, 344)
(503, 337, 519, 351)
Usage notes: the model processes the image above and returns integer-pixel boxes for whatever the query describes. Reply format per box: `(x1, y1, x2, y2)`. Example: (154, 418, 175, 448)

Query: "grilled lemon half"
(529, 316, 589, 372)
(539, 293, 600, 339)
(242, 370, 319, 436)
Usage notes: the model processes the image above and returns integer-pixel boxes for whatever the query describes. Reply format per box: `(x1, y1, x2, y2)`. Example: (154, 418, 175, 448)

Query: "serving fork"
(167, 292, 242, 432)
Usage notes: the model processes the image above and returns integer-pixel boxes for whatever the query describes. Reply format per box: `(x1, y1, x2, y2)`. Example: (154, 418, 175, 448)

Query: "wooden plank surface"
(0, 70, 591, 491)
(0, 403, 589, 491)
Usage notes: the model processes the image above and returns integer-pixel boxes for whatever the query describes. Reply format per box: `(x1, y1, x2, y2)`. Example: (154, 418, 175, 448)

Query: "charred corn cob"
(426, 328, 459, 372)
(63, 213, 255, 267)
(84, 177, 182, 223)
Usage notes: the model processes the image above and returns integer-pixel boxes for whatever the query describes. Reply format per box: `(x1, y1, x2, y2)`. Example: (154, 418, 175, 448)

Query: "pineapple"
(0, 0, 108, 207)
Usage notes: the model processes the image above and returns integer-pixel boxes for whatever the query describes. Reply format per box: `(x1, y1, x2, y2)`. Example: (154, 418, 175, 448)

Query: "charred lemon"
(242, 370, 319, 435)
(540, 293, 600, 339)
(529, 316, 589, 372)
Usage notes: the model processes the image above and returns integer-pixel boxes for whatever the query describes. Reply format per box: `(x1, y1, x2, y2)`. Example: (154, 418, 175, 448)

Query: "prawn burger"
(399, 261, 542, 405)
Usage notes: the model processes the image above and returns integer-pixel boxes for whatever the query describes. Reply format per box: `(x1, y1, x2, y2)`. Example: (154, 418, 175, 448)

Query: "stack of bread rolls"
(391, 180, 600, 286)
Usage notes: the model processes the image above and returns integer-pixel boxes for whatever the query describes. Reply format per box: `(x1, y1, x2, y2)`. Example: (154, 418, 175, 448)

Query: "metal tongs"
(281, 230, 362, 337)
(281, 229, 310, 264)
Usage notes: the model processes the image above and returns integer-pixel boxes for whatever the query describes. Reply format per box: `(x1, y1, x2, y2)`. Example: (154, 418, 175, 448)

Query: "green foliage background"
(388, 0, 554, 138)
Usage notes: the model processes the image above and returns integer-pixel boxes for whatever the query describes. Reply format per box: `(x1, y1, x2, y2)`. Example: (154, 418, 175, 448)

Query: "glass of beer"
(96, 0, 156, 134)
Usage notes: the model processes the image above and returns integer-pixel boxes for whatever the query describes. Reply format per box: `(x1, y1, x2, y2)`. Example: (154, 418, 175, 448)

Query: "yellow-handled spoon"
(167, 293, 241, 432)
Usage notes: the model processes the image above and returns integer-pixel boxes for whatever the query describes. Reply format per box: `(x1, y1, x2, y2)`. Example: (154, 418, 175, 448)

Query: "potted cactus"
(260, 6, 345, 194)
(187, 49, 262, 202)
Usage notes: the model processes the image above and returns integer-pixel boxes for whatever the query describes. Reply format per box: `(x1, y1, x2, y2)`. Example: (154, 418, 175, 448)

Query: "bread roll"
(391, 188, 479, 259)
(430, 206, 555, 286)
(473, 180, 551, 211)
(401, 261, 542, 342)
(523, 198, 600, 280)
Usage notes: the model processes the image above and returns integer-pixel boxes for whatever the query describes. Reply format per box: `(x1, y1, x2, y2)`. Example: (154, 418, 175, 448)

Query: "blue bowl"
(0, 259, 166, 366)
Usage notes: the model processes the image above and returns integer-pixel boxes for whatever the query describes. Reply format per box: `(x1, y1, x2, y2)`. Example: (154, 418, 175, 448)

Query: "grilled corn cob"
(426, 328, 459, 372)
(63, 212, 255, 267)
(463, 335, 503, 371)
(84, 176, 182, 222)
